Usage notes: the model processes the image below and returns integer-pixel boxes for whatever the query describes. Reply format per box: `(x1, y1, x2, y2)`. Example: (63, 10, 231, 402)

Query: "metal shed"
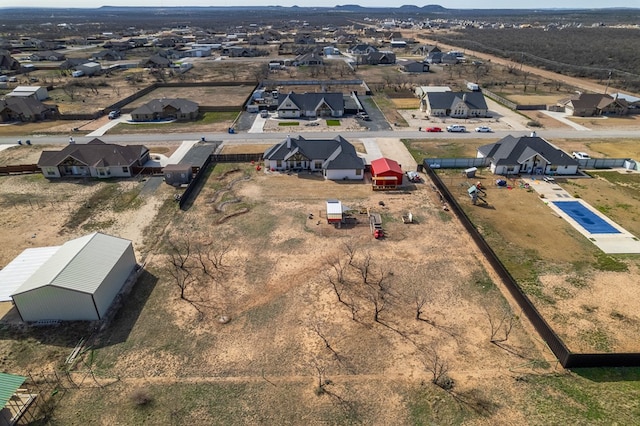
(11, 233, 137, 322)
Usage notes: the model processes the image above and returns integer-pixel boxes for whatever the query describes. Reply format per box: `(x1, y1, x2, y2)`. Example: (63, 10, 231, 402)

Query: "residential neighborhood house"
(477, 134, 579, 175)
(556, 93, 629, 117)
(263, 135, 365, 180)
(38, 139, 150, 178)
(276, 92, 344, 118)
(421, 91, 489, 118)
(131, 98, 199, 122)
(0, 97, 58, 122)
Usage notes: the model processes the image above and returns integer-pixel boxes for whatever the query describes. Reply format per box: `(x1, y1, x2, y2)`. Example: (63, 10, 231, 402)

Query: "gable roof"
(277, 92, 343, 113)
(425, 91, 488, 110)
(12, 232, 133, 296)
(371, 157, 403, 175)
(0, 97, 54, 117)
(131, 98, 199, 115)
(37, 139, 149, 168)
(478, 135, 578, 167)
(558, 93, 628, 110)
(264, 135, 364, 170)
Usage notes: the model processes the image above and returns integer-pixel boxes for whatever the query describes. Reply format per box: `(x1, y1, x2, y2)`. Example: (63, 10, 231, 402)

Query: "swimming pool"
(552, 201, 620, 234)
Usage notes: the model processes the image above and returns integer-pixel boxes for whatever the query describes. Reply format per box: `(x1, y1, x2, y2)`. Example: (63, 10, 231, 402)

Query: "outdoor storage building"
(326, 199, 343, 224)
(370, 157, 403, 190)
(11, 232, 137, 322)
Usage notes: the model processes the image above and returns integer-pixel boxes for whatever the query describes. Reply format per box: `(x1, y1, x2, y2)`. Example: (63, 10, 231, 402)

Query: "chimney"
(462, 93, 467, 102)
(286, 134, 291, 149)
(530, 131, 537, 137)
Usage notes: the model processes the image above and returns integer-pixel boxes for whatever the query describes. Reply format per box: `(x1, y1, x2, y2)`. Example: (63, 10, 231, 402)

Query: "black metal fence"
(178, 155, 214, 210)
(424, 161, 640, 368)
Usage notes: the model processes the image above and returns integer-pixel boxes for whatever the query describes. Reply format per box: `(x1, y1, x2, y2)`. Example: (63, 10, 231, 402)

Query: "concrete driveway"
(86, 114, 132, 137)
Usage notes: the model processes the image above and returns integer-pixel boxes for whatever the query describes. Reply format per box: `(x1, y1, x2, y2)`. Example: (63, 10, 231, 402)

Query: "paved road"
(2, 128, 637, 146)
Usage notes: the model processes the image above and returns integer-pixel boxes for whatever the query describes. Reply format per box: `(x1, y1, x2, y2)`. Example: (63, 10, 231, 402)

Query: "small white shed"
(11, 232, 137, 322)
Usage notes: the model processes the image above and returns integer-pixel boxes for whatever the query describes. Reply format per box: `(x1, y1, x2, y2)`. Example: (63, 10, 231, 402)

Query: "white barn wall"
(92, 244, 136, 318)
(14, 287, 98, 321)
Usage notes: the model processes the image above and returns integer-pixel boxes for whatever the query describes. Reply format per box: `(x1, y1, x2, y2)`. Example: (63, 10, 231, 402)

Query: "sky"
(0, 1, 635, 9)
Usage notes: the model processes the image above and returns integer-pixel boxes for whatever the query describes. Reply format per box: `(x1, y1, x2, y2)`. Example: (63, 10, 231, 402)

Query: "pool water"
(552, 201, 620, 234)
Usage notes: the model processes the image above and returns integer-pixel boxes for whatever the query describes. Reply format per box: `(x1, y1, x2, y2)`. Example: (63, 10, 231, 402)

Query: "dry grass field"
(124, 85, 255, 109)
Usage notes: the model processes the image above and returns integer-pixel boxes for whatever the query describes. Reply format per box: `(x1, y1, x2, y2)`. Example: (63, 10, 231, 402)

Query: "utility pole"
(604, 70, 612, 95)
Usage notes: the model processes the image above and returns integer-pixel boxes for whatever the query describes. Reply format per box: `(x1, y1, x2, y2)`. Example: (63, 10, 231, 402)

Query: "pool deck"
(526, 176, 640, 254)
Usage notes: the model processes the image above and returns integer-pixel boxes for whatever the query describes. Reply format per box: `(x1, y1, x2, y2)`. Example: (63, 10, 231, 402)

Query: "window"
(47, 170, 55, 176)
(355, 169, 362, 176)
(276, 160, 282, 168)
(122, 167, 128, 173)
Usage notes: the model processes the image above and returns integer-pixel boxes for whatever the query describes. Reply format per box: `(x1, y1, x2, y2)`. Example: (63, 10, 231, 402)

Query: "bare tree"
(422, 346, 454, 390)
(62, 83, 80, 101)
(484, 307, 517, 343)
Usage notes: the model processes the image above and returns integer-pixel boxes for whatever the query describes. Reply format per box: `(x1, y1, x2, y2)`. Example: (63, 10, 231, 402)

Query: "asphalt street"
(1, 129, 637, 146)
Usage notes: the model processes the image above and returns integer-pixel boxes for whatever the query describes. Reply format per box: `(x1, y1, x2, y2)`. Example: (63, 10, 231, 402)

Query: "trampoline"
(552, 201, 620, 234)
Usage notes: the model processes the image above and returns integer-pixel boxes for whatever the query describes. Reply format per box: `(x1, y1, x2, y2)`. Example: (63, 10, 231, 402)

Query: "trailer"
(369, 211, 384, 238)
(326, 199, 344, 227)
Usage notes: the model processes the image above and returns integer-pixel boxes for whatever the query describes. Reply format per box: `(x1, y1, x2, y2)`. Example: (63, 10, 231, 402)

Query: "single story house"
(0, 97, 58, 122)
(139, 54, 171, 68)
(263, 135, 365, 180)
(10, 232, 137, 322)
(399, 60, 429, 73)
(359, 51, 396, 65)
(421, 91, 489, 118)
(294, 52, 324, 66)
(556, 93, 628, 117)
(348, 44, 378, 55)
(277, 92, 344, 119)
(370, 157, 404, 190)
(6, 86, 48, 101)
(38, 138, 150, 178)
(131, 98, 199, 121)
(28, 50, 66, 61)
(477, 134, 578, 176)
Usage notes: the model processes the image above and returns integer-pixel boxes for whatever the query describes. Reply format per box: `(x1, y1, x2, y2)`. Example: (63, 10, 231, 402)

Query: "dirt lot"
(124, 85, 255, 109)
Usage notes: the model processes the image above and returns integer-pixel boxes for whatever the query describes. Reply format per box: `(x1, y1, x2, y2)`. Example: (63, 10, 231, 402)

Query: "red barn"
(370, 157, 403, 190)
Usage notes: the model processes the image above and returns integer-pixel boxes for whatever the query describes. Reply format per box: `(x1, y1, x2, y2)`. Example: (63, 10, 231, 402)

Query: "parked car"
(356, 112, 371, 121)
(108, 110, 121, 119)
(446, 124, 466, 133)
(572, 151, 590, 160)
(424, 126, 442, 132)
(475, 126, 492, 133)
(260, 110, 269, 118)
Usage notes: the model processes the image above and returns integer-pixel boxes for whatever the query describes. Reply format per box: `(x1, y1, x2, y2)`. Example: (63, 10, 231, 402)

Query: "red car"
(424, 126, 442, 132)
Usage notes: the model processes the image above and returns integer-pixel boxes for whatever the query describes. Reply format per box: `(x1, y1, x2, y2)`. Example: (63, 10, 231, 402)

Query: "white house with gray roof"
(276, 92, 344, 118)
(477, 135, 578, 176)
(263, 135, 365, 180)
(10, 232, 137, 322)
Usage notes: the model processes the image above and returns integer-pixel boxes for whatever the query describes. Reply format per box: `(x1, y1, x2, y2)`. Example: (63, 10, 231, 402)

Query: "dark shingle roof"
(277, 93, 343, 113)
(132, 98, 199, 115)
(0, 97, 53, 117)
(425, 91, 487, 110)
(37, 139, 149, 168)
(478, 135, 578, 167)
(264, 135, 364, 170)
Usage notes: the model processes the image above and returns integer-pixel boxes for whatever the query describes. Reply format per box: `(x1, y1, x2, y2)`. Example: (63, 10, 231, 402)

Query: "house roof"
(12, 232, 133, 297)
(37, 139, 149, 168)
(0, 97, 53, 117)
(132, 98, 199, 116)
(558, 93, 627, 110)
(263, 135, 364, 170)
(371, 157, 403, 175)
(478, 135, 578, 167)
(277, 92, 343, 113)
(425, 91, 488, 110)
